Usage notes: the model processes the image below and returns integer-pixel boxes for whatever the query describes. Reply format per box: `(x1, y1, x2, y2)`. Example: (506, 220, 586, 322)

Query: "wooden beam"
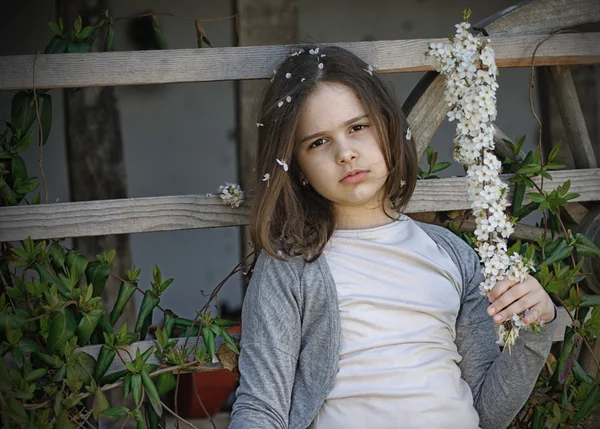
(1, 33, 599, 91)
(1, 169, 598, 242)
(237, 0, 298, 264)
(548, 65, 598, 169)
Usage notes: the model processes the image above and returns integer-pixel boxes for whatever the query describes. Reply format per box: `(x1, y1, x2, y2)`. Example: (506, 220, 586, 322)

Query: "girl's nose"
(336, 139, 358, 164)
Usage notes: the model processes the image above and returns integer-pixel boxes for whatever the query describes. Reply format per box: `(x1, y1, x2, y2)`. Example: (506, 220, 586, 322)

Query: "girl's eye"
(309, 138, 327, 149)
(351, 124, 367, 132)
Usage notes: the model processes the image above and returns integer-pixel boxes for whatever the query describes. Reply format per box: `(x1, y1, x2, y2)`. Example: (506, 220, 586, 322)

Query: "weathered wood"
(548, 65, 598, 169)
(237, 0, 298, 264)
(576, 206, 600, 294)
(1, 169, 599, 242)
(450, 218, 549, 242)
(478, 0, 600, 36)
(403, 0, 600, 159)
(77, 334, 239, 376)
(1, 33, 599, 91)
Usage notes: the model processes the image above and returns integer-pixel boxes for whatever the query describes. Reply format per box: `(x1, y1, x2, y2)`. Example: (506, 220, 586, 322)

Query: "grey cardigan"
(230, 221, 557, 429)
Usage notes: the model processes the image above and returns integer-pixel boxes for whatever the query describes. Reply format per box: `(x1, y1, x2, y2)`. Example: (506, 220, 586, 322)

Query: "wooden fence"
(1, 0, 600, 360)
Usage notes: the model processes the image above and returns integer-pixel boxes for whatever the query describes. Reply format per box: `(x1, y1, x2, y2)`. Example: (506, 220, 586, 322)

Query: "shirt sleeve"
(229, 252, 302, 429)
(455, 243, 558, 429)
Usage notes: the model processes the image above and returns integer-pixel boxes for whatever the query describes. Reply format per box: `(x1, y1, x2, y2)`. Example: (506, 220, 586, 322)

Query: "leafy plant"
(417, 146, 453, 180)
(0, 11, 241, 429)
(448, 135, 600, 428)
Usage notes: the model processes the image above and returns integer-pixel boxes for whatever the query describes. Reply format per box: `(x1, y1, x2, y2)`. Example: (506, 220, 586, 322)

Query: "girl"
(229, 46, 557, 429)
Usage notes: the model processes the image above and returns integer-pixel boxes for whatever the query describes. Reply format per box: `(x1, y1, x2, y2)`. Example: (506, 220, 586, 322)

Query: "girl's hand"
(486, 275, 555, 325)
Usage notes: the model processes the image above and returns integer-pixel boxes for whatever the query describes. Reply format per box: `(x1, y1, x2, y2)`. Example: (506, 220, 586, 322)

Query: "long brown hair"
(250, 45, 417, 262)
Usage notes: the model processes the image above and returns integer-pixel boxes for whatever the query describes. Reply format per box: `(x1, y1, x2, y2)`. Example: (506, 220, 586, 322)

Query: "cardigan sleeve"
(229, 252, 302, 429)
(454, 241, 558, 429)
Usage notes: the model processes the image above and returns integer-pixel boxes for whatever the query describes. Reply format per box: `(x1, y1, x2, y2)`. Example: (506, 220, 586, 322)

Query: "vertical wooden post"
(58, 0, 136, 330)
(236, 0, 298, 271)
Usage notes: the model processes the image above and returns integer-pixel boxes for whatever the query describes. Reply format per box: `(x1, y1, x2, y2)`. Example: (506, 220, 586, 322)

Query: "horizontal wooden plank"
(1, 33, 599, 90)
(1, 169, 598, 242)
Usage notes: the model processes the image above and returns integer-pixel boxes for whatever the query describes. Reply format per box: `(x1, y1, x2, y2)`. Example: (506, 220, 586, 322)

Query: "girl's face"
(294, 82, 389, 220)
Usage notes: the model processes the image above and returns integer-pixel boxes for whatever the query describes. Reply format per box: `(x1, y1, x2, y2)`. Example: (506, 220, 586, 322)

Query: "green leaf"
(574, 384, 600, 424)
(546, 162, 566, 170)
(8, 397, 29, 425)
(73, 16, 83, 33)
(11, 154, 28, 184)
(511, 182, 525, 216)
(44, 36, 68, 54)
(25, 367, 47, 381)
(141, 370, 162, 416)
(574, 233, 600, 258)
(430, 161, 452, 174)
(580, 294, 600, 307)
(110, 282, 136, 326)
(93, 346, 116, 381)
(517, 164, 541, 175)
(93, 388, 110, 422)
(65, 249, 88, 284)
(526, 192, 545, 203)
(105, 27, 115, 52)
(131, 373, 142, 406)
(99, 406, 129, 429)
(155, 371, 176, 396)
(11, 348, 24, 368)
(77, 308, 104, 345)
(201, 326, 216, 361)
(86, 261, 110, 298)
(11, 91, 36, 135)
(135, 290, 160, 338)
(151, 15, 165, 50)
(67, 41, 92, 53)
(48, 242, 66, 270)
(34, 352, 62, 368)
(98, 368, 127, 386)
(39, 94, 52, 145)
(47, 308, 78, 353)
(49, 21, 62, 36)
(14, 130, 34, 152)
(547, 141, 562, 162)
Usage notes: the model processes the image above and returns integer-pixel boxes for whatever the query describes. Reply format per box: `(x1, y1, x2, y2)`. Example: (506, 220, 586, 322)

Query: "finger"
(494, 291, 538, 324)
(488, 277, 519, 303)
(487, 282, 529, 320)
(523, 305, 543, 324)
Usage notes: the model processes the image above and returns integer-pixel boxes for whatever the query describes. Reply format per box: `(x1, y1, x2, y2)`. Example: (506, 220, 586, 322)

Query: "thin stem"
(23, 360, 218, 410)
(192, 372, 217, 429)
(161, 400, 199, 429)
(552, 294, 600, 378)
(31, 52, 49, 204)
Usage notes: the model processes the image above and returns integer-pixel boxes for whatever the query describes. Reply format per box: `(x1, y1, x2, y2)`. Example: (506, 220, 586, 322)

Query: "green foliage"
(453, 135, 600, 428)
(0, 11, 237, 427)
(418, 146, 453, 179)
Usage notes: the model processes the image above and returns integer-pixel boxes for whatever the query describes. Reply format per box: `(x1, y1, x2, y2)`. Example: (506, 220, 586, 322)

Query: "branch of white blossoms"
(426, 8, 538, 350)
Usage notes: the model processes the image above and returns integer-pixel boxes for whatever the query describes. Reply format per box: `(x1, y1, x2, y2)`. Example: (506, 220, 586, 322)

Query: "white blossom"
(256, 123, 264, 127)
(428, 17, 532, 349)
(286, 95, 292, 103)
(276, 159, 289, 172)
(217, 183, 244, 208)
(406, 127, 412, 140)
(286, 72, 292, 79)
(318, 63, 324, 70)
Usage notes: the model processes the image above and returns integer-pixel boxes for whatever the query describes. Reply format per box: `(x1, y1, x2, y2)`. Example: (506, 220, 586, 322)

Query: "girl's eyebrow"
(299, 114, 369, 143)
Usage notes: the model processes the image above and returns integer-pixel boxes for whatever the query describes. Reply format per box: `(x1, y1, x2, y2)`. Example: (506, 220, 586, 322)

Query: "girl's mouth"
(341, 170, 368, 184)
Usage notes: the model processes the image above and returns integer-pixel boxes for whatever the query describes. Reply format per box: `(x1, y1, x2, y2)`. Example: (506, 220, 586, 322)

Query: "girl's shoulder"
(413, 220, 481, 289)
